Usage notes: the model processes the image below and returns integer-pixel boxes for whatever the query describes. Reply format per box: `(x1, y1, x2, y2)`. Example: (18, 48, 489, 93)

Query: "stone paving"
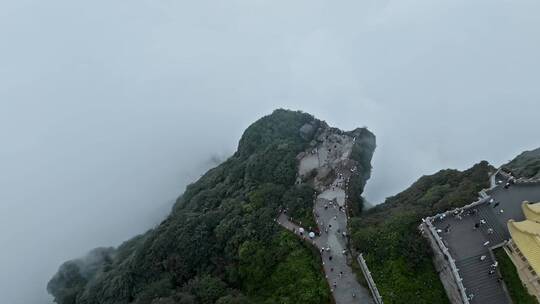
(431, 173, 540, 304)
(277, 129, 373, 304)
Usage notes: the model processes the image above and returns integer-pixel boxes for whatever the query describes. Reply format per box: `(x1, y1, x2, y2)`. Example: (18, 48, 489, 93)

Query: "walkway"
(278, 209, 372, 304)
(277, 130, 373, 304)
(431, 177, 540, 303)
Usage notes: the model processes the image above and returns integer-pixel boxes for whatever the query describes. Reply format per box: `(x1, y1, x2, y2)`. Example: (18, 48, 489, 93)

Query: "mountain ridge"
(48, 109, 376, 304)
(48, 108, 540, 304)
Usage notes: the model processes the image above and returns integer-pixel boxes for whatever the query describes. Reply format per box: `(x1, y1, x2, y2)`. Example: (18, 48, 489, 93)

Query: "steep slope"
(350, 161, 493, 304)
(502, 147, 540, 179)
(48, 109, 376, 304)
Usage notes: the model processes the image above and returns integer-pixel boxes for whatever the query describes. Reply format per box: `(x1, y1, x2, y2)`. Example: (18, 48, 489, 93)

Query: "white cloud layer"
(1, 0, 539, 303)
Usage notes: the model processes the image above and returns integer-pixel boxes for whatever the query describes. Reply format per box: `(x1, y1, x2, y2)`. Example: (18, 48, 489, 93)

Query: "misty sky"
(1, 1, 539, 303)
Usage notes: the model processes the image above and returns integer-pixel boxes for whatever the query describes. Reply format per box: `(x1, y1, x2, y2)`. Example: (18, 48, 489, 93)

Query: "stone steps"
(456, 254, 509, 304)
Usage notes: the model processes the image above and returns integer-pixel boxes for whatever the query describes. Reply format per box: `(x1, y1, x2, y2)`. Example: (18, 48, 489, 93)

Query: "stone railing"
(516, 178, 540, 185)
(428, 197, 489, 224)
(357, 254, 383, 304)
(480, 169, 503, 197)
(422, 166, 540, 303)
(425, 217, 470, 304)
(498, 169, 540, 185)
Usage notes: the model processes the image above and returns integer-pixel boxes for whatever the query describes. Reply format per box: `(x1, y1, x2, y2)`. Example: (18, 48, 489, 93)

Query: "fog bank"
(1, 0, 539, 303)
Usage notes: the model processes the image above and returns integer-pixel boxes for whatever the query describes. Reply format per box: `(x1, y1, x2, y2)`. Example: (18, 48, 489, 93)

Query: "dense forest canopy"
(48, 109, 375, 304)
(503, 147, 540, 179)
(50, 107, 531, 304)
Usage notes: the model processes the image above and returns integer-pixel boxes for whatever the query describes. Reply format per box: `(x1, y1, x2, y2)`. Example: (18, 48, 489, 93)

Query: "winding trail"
(277, 130, 373, 304)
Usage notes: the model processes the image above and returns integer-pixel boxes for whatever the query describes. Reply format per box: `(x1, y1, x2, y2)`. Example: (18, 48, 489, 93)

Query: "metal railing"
(357, 254, 383, 304)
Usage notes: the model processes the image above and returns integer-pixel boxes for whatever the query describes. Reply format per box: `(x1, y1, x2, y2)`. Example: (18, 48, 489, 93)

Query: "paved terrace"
(431, 174, 540, 304)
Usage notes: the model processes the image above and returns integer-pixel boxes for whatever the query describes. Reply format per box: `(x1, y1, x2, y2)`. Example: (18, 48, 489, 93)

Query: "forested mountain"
(48, 107, 538, 304)
(503, 147, 540, 179)
(348, 147, 540, 303)
(350, 161, 493, 303)
(48, 109, 376, 304)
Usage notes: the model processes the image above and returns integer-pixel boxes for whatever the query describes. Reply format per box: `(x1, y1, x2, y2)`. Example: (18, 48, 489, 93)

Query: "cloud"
(1, 0, 540, 303)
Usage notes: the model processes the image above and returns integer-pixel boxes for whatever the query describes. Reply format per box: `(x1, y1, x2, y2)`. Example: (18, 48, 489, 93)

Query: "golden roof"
(507, 202, 540, 274)
(508, 217, 540, 274)
(511, 220, 540, 237)
(523, 202, 540, 223)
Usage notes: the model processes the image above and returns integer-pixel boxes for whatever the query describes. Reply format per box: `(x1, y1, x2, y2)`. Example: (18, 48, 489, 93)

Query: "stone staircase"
(456, 254, 510, 304)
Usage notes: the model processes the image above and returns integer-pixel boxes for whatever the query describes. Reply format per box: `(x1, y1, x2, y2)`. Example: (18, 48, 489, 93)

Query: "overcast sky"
(1, 0, 539, 303)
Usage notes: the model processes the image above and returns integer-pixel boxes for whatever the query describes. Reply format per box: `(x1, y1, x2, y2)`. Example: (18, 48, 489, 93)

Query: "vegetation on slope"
(503, 147, 540, 179)
(48, 109, 336, 304)
(350, 161, 492, 304)
(346, 128, 376, 216)
(494, 248, 538, 304)
(281, 184, 317, 229)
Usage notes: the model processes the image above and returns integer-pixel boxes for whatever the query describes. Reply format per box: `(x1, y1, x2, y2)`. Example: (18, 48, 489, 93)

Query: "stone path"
(277, 211, 372, 304)
(277, 130, 373, 304)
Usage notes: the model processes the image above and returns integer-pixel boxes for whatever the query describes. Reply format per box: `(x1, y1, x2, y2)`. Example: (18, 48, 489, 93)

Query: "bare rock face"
(299, 123, 316, 140)
(315, 167, 334, 188)
(296, 124, 375, 194)
(287, 121, 376, 304)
